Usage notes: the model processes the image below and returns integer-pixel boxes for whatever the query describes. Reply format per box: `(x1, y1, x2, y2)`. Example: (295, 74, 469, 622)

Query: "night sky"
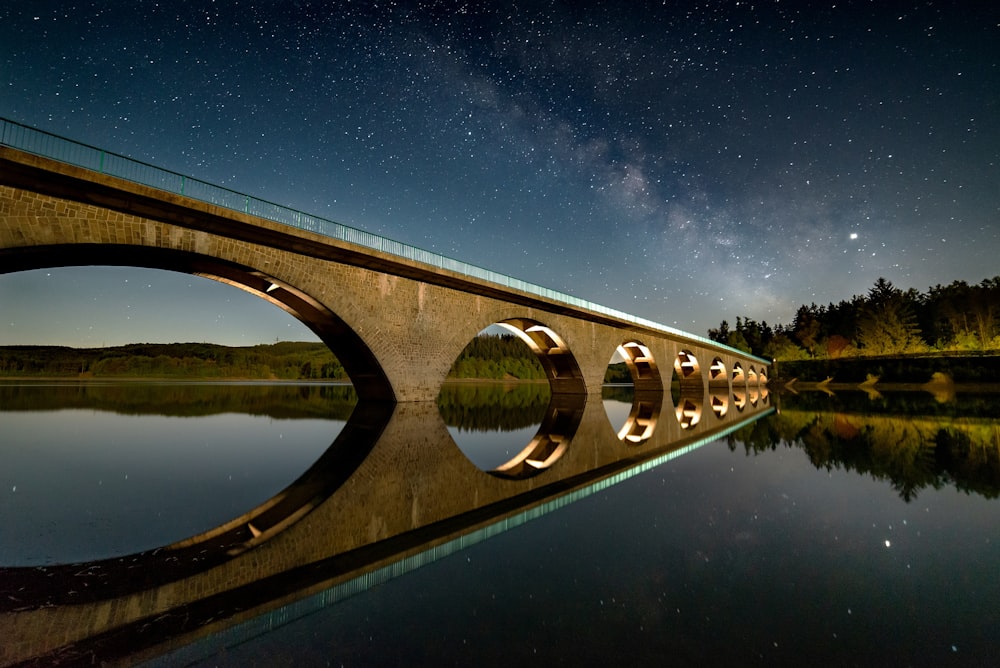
(2, 1, 998, 347)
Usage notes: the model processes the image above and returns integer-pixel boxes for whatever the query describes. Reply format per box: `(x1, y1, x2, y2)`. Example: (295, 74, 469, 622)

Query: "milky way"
(2, 1, 998, 345)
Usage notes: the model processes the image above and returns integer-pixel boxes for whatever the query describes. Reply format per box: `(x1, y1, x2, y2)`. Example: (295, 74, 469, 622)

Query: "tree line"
(0, 334, 548, 381)
(0, 341, 348, 380)
(708, 276, 1000, 361)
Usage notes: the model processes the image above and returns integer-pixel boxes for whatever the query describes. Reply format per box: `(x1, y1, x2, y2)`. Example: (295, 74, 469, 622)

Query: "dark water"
(2, 381, 999, 667)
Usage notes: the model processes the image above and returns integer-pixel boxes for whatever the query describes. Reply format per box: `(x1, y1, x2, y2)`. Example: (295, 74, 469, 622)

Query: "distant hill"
(1, 333, 630, 382)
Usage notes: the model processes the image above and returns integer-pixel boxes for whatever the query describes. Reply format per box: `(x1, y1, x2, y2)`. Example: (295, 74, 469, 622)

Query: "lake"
(1, 380, 998, 666)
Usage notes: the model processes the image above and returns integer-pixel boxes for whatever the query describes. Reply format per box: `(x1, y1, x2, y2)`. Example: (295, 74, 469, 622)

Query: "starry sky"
(1, 1, 998, 347)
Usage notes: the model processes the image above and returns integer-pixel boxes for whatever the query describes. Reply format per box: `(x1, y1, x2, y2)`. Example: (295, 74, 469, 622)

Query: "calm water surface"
(0, 381, 355, 565)
(2, 381, 999, 666)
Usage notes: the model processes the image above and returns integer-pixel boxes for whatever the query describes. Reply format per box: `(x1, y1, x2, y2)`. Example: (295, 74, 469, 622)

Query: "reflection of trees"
(728, 393, 1000, 501)
(601, 385, 636, 403)
(438, 382, 550, 431)
(0, 382, 357, 420)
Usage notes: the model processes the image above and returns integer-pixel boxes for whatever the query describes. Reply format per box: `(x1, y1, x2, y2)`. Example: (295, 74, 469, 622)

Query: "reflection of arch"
(709, 357, 728, 387)
(0, 244, 395, 401)
(615, 340, 663, 391)
(732, 389, 747, 412)
(491, 393, 586, 478)
(675, 397, 702, 429)
(616, 393, 663, 444)
(749, 386, 760, 406)
(0, 399, 395, 610)
(710, 390, 729, 419)
(496, 319, 586, 394)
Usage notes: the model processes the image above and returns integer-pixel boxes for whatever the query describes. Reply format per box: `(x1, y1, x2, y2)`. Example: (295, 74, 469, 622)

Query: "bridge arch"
(674, 349, 702, 385)
(614, 340, 661, 387)
(708, 356, 728, 389)
(0, 244, 395, 401)
(494, 318, 587, 395)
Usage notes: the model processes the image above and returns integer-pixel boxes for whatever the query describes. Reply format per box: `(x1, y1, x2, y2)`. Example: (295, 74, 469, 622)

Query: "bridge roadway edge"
(0, 146, 770, 403)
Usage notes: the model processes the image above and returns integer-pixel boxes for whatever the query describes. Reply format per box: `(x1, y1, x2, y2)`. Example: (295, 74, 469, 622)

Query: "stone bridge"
(0, 120, 770, 404)
(0, 120, 775, 665)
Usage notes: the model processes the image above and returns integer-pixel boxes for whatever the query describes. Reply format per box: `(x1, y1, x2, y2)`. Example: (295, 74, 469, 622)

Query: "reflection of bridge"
(0, 390, 772, 666)
(0, 119, 770, 403)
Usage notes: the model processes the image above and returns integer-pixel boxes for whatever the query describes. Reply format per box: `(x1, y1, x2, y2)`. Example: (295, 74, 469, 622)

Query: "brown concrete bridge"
(0, 119, 770, 404)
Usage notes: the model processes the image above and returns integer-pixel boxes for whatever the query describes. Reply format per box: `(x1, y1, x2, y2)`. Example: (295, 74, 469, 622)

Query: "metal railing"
(0, 117, 766, 361)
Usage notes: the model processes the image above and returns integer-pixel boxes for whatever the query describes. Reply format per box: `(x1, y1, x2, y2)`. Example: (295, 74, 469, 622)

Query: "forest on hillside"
(708, 276, 1000, 361)
(0, 341, 348, 380)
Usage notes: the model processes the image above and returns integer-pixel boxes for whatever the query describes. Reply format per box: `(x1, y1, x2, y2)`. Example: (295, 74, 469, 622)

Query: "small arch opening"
(674, 349, 701, 381)
(709, 357, 728, 387)
(671, 349, 703, 429)
(675, 397, 703, 429)
(441, 322, 584, 477)
(732, 388, 747, 412)
(710, 390, 729, 419)
(603, 340, 663, 445)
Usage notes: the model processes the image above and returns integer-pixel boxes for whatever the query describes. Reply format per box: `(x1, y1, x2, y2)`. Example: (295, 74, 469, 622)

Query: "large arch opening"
(0, 244, 394, 401)
(0, 399, 394, 606)
(0, 247, 397, 577)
